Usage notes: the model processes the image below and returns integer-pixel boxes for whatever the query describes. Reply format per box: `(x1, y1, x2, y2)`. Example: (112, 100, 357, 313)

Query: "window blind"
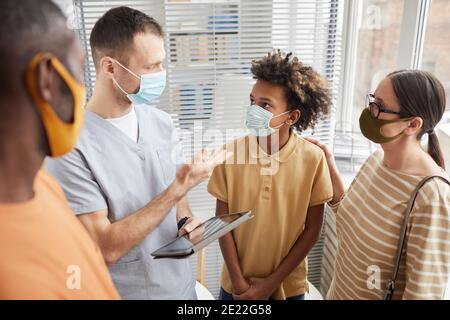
(72, 0, 344, 298)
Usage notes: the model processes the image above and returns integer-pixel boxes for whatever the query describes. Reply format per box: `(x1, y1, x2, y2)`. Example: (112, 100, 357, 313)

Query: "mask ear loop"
(112, 77, 130, 96)
(269, 110, 293, 130)
(379, 117, 415, 139)
(113, 59, 141, 80)
(25, 53, 86, 124)
(111, 59, 141, 99)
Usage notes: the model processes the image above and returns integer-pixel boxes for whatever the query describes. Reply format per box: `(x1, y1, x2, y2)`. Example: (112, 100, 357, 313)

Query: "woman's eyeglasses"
(366, 94, 412, 119)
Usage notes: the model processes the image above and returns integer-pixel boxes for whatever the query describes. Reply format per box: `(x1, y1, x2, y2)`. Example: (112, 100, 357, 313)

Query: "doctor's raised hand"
(172, 149, 233, 198)
(175, 149, 232, 238)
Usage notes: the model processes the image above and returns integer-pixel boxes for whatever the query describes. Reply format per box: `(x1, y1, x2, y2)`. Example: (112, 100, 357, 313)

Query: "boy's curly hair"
(251, 50, 332, 132)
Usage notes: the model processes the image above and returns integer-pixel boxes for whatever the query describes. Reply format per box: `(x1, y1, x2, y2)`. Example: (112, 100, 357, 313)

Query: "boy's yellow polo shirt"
(207, 131, 333, 300)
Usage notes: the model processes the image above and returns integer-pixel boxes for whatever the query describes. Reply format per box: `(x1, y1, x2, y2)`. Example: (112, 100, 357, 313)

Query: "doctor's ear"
(404, 117, 423, 136)
(99, 56, 116, 78)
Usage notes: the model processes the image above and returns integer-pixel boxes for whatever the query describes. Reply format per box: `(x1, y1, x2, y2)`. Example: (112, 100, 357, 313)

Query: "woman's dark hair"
(251, 50, 332, 132)
(388, 70, 446, 169)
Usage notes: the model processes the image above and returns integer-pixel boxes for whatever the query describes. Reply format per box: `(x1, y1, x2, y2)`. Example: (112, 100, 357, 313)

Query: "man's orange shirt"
(0, 169, 119, 299)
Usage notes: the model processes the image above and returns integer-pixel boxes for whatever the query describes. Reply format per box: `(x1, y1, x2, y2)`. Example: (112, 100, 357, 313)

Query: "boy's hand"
(233, 279, 251, 296)
(232, 277, 277, 300)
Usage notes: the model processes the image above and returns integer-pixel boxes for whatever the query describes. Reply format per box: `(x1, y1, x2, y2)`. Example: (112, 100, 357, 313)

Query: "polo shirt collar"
(248, 130, 298, 163)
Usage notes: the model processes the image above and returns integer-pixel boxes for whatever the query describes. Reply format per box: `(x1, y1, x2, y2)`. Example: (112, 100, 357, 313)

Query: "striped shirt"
(327, 150, 450, 300)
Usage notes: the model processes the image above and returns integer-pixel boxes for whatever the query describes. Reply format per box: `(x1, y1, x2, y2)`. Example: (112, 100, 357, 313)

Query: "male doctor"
(47, 6, 228, 299)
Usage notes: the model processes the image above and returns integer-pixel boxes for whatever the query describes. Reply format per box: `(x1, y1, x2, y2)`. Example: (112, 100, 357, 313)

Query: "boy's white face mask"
(245, 105, 291, 137)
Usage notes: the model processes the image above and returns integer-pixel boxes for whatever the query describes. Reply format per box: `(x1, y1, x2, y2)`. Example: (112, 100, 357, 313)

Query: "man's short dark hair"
(90, 6, 164, 68)
(0, 0, 72, 93)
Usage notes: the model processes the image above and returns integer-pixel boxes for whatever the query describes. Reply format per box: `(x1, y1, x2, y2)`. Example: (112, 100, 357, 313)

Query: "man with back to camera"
(0, 0, 120, 299)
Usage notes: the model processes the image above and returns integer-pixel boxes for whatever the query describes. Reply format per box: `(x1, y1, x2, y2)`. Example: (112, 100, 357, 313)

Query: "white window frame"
(337, 0, 432, 127)
(397, 0, 431, 69)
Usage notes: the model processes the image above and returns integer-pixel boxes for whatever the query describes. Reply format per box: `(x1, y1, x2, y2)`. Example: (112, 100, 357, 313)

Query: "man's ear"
(99, 56, 115, 78)
(34, 53, 74, 124)
(404, 117, 423, 136)
(289, 109, 301, 126)
(36, 54, 55, 103)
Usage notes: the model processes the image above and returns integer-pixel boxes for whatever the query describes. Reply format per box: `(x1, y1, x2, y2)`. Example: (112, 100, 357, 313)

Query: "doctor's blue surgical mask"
(245, 105, 291, 137)
(112, 59, 166, 105)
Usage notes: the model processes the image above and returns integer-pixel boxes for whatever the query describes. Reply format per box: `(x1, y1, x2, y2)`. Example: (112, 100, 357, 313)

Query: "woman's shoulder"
(414, 171, 450, 212)
(370, 148, 384, 160)
(349, 148, 384, 175)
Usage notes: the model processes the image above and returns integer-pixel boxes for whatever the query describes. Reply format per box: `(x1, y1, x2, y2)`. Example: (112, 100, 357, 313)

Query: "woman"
(307, 70, 450, 299)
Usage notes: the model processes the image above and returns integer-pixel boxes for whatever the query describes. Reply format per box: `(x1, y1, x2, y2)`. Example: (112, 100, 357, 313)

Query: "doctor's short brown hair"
(90, 6, 163, 69)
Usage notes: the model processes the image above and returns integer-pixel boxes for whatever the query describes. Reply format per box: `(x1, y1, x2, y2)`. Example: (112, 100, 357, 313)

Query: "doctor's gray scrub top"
(46, 105, 197, 300)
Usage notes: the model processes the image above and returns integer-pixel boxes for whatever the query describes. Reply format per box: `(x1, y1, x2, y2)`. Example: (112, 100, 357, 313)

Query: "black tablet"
(151, 212, 253, 259)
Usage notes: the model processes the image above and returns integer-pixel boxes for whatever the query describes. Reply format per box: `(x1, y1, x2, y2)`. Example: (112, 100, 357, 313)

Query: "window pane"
(423, 0, 450, 171)
(335, 0, 404, 173)
(351, 0, 405, 127)
(422, 0, 450, 112)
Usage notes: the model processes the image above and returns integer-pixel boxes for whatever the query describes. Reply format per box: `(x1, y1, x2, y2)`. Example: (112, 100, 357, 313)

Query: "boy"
(208, 50, 333, 300)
